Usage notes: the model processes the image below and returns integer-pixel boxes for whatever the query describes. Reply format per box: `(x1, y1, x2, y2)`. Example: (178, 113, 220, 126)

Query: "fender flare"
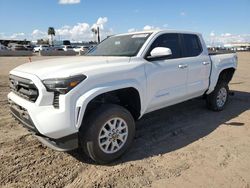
(207, 64, 236, 94)
(74, 81, 144, 129)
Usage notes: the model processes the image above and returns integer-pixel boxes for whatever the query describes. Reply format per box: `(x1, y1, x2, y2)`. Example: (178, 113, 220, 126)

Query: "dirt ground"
(0, 53, 250, 188)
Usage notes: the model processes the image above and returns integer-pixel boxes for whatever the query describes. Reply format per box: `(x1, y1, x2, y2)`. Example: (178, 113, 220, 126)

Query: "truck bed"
(207, 52, 237, 94)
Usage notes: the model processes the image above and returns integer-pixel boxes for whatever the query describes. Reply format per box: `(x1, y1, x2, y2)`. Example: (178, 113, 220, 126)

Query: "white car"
(73, 46, 89, 53)
(8, 30, 237, 163)
(62, 45, 74, 51)
(33, 45, 49, 52)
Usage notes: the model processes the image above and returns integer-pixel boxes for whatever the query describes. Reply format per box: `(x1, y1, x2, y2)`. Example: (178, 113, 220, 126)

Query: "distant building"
(70, 41, 97, 47)
(224, 42, 250, 51)
(53, 40, 71, 46)
(0, 39, 30, 46)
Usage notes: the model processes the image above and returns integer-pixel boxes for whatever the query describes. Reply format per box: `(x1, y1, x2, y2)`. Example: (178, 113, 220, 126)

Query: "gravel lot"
(0, 53, 250, 188)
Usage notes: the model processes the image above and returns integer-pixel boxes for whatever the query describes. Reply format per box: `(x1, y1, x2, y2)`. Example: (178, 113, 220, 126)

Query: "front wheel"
(79, 104, 135, 164)
(206, 82, 229, 111)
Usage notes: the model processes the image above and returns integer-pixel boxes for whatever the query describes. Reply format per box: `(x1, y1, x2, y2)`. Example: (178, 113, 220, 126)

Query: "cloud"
(128, 28, 136, 33)
(207, 31, 250, 46)
(0, 17, 111, 42)
(91, 17, 108, 30)
(143, 25, 153, 30)
(143, 25, 160, 31)
(10, 33, 25, 39)
(56, 22, 92, 41)
(221, 33, 231, 37)
(56, 17, 111, 41)
(58, 0, 80, 4)
(128, 25, 162, 32)
(210, 31, 215, 37)
(0, 32, 27, 40)
(31, 29, 47, 39)
(128, 24, 168, 33)
(97, 17, 108, 25)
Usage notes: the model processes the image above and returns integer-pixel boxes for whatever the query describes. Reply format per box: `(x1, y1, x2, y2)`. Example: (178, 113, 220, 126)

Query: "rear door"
(181, 34, 210, 97)
(144, 33, 188, 112)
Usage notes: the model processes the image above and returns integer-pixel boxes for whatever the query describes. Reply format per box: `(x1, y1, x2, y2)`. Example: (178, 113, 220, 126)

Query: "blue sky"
(0, 0, 250, 43)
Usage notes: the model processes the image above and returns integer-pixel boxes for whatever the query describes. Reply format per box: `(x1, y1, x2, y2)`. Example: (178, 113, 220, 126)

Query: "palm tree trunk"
(51, 35, 53, 46)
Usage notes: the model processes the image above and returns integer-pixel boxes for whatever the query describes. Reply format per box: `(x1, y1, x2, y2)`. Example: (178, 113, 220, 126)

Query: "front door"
(144, 33, 188, 112)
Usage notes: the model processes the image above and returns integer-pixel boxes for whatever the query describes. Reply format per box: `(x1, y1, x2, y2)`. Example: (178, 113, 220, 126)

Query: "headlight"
(43, 74, 86, 94)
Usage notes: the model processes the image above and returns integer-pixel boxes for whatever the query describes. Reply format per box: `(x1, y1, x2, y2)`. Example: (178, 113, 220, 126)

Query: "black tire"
(79, 104, 135, 164)
(206, 82, 229, 111)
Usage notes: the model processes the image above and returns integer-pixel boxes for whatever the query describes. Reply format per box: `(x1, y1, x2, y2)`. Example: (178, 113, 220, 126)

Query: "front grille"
(9, 74, 39, 102)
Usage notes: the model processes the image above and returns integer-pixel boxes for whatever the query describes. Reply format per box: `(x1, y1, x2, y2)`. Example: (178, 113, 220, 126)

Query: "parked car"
(10, 44, 27, 51)
(33, 45, 49, 52)
(62, 45, 74, 51)
(8, 30, 237, 163)
(50, 46, 64, 51)
(24, 45, 34, 51)
(73, 46, 89, 53)
(0, 44, 8, 51)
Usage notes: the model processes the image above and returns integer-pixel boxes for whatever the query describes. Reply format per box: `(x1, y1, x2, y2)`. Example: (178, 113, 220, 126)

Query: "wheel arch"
(207, 67, 236, 94)
(75, 85, 143, 130)
(217, 68, 235, 84)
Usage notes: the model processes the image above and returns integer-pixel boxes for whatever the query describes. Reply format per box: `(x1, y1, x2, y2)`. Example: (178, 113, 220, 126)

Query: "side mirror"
(149, 47, 172, 59)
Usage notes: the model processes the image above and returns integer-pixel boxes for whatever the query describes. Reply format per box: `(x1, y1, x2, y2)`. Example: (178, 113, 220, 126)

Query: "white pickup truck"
(8, 30, 237, 163)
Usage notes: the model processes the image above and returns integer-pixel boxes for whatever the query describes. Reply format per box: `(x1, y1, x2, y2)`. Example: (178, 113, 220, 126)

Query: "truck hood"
(12, 56, 131, 79)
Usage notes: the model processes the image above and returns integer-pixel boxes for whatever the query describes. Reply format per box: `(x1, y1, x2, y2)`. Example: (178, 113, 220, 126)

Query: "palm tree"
(91, 26, 100, 43)
(48, 27, 55, 46)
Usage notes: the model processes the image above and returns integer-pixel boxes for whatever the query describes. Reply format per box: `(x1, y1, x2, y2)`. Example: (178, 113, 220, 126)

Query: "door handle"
(202, 61, 210, 65)
(178, 64, 188, 69)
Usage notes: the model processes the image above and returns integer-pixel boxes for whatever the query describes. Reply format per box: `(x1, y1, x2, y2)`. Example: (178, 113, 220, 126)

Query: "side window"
(182, 34, 202, 57)
(147, 33, 181, 59)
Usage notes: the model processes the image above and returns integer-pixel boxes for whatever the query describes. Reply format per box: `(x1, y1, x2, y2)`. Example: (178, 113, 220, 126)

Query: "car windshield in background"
(87, 33, 151, 57)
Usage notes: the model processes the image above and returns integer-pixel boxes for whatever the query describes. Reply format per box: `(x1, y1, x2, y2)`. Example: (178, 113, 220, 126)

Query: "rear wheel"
(79, 104, 135, 164)
(206, 82, 229, 111)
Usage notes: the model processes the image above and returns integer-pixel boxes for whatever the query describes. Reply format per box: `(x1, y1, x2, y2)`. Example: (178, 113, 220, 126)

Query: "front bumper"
(7, 70, 91, 151)
(9, 99, 78, 151)
(7, 70, 79, 139)
(9, 99, 38, 133)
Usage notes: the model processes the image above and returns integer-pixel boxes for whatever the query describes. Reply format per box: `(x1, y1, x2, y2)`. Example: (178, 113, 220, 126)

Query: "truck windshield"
(87, 33, 151, 57)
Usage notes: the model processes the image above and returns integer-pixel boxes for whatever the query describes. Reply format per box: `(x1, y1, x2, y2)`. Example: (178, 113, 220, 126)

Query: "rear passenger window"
(182, 34, 202, 57)
(148, 33, 181, 59)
